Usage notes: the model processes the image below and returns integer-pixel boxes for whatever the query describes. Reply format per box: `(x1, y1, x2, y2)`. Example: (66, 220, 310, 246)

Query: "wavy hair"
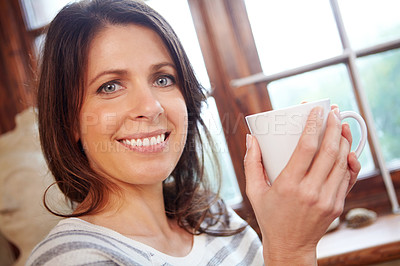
(37, 0, 243, 236)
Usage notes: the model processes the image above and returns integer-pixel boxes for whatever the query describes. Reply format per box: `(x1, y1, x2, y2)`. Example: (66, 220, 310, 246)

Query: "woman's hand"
(244, 106, 361, 265)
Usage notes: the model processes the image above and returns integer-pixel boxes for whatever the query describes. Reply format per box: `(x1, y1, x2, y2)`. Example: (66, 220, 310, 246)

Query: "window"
(356, 49, 400, 169)
(20, 0, 73, 30)
(20, 0, 75, 56)
(243, 0, 400, 211)
(187, 0, 400, 218)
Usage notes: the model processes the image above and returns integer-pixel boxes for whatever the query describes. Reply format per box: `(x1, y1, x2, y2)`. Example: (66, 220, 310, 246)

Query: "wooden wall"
(0, 0, 35, 134)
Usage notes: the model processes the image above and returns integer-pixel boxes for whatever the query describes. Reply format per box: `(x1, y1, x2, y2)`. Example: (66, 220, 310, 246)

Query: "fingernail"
(334, 108, 340, 118)
(246, 134, 252, 150)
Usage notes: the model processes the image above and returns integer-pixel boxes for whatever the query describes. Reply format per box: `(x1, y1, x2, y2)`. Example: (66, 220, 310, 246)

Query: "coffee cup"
(245, 98, 367, 184)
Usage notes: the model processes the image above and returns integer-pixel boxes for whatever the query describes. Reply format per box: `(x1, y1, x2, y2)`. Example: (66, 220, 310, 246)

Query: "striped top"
(26, 208, 264, 265)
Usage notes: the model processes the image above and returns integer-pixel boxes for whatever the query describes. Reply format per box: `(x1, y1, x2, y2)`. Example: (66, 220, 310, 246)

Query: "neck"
(76, 182, 194, 257)
(79, 182, 171, 237)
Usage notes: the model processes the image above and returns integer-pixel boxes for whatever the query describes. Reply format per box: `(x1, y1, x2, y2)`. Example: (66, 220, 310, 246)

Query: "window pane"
(147, 0, 241, 204)
(201, 98, 243, 205)
(245, 0, 343, 75)
(268, 65, 375, 175)
(34, 34, 46, 57)
(21, 0, 74, 30)
(357, 49, 400, 168)
(338, 0, 400, 50)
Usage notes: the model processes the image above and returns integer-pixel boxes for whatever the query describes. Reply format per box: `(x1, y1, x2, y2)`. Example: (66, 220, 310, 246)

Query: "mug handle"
(339, 111, 368, 158)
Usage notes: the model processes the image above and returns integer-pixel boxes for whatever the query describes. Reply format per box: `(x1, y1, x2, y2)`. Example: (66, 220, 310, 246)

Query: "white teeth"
(142, 138, 150, 147)
(121, 133, 167, 148)
(136, 139, 142, 147)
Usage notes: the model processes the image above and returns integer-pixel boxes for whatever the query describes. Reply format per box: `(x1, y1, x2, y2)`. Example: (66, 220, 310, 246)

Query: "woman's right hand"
(244, 106, 361, 265)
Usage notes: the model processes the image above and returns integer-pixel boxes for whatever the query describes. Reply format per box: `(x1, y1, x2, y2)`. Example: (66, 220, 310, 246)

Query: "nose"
(128, 85, 164, 122)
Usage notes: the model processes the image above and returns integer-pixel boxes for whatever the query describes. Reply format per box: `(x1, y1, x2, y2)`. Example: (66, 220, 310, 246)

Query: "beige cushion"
(0, 108, 71, 266)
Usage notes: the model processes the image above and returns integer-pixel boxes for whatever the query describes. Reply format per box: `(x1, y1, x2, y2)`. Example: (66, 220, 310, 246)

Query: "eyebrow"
(88, 69, 128, 86)
(151, 62, 176, 72)
(88, 62, 177, 87)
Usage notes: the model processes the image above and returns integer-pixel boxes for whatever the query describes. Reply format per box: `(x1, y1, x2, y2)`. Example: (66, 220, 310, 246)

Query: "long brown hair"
(37, 0, 243, 236)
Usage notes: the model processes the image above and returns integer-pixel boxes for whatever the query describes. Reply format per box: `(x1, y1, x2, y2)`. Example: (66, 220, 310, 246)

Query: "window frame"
(230, 0, 400, 213)
(187, 0, 400, 224)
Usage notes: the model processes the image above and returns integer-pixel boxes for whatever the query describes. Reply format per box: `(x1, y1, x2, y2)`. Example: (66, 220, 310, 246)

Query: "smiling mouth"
(118, 132, 170, 148)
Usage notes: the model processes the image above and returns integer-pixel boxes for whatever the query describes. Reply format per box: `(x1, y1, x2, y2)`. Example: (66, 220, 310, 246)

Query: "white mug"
(245, 98, 367, 184)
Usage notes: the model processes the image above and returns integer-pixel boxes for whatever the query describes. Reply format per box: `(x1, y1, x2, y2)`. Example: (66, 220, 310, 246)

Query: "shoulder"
(205, 199, 250, 232)
(26, 218, 152, 266)
(210, 204, 259, 239)
(201, 205, 264, 265)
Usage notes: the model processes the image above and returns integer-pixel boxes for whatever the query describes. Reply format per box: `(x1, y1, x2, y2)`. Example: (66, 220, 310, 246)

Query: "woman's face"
(78, 24, 188, 189)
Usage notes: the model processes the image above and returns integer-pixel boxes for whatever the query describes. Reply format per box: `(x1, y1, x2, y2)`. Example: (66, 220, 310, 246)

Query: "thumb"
(244, 134, 270, 196)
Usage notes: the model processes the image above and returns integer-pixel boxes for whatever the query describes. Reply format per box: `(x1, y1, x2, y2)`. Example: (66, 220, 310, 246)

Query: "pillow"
(0, 108, 71, 266)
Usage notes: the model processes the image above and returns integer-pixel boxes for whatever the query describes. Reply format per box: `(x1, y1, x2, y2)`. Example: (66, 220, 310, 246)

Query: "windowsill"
(317, 213, 400, 265)
(357, 163, 400, 180)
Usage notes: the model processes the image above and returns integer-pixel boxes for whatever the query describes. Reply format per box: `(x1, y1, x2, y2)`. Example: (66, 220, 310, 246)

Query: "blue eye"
(154, 76, 174, 87)
(97, 81, 123, 94)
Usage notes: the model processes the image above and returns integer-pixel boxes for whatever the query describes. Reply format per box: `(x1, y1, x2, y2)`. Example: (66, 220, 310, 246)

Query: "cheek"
(78, 107, 122, 161)
(79, 111, 100, 137)
(164, 96, 188, 151)
(175, 99, 189, 135)
(79, 109, 119, 137)
(99, 112, 119, 135)
(178, 104, 189, 152)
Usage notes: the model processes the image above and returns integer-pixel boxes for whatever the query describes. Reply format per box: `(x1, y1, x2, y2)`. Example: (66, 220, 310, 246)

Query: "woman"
(28, 0, 360, 265)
